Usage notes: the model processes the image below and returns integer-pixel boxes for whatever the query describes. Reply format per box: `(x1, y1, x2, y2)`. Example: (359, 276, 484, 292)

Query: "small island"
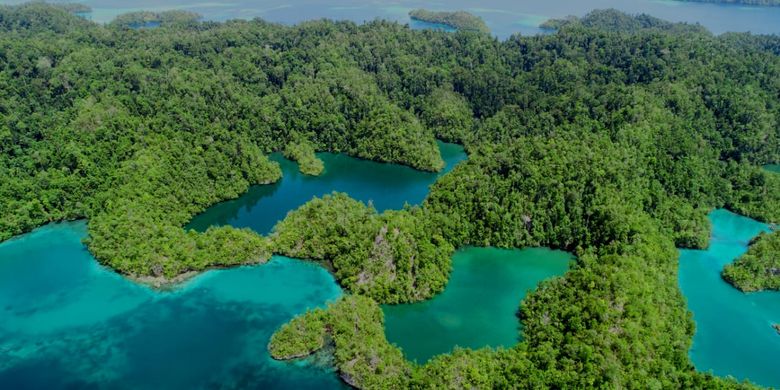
(774, 324, 780, 335)
(283, 138, 325, 176)
(110, 10, 200, 29)
(722, 231, 780, 292)
(408, 9, 489, 33)
(55, 3, 91, 14)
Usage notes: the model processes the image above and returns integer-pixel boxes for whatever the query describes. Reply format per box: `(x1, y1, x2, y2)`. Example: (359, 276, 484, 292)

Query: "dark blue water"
(11, 0, 780, 38)
(187, 142, 466, 235)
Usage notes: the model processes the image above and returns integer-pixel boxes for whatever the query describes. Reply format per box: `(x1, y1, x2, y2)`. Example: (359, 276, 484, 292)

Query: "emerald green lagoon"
(188, 142, 466, 234)
(764, 164, 780, 174)
(382, 247, 572, 363)
(0, 221, 346, 388)
(678, 209, 780, 388)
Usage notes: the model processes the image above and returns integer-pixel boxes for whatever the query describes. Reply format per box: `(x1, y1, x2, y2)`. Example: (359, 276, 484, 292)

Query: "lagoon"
(0, 143, 466, 389)
(188, 142, 466, 235)
(0, 221, 346, 389)
(678, 209, 780, 388)
(382, 247, 572, 363)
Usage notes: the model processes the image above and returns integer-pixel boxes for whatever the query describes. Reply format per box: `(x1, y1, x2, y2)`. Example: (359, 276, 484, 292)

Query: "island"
(283, 138, 325, 176)
(774, 324, 780, 335)
(1, 3, 779, 389)
(408, 9, 489, 33)
(110, 10, 201, 29)
(722, 231, 780, 291)
(539, 8, 707, 33)
(55, 3, 91, 14)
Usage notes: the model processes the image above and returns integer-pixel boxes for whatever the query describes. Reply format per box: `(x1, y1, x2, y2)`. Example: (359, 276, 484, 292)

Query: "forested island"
(1, 3, 779, 388)
(408, 9, 489, 33)
(722, 231, 780, 291)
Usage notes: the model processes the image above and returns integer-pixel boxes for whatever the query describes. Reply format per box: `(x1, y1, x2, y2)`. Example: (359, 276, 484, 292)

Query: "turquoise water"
(0, 221, 346, 389)
(409, 19, 457, 33)
(678, 209, 780, 388)
(0, 144, 465, 388)
(5, 0, 780, 38)
(382, 247, 572, 363)
(187, 142, 466, 235)
(764, 164, 780, 174)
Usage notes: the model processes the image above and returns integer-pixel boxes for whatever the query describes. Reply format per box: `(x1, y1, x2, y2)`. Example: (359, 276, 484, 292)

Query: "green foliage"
(269, 307, 329, 359)
(542, 9, 708, 33)
(277, 68, 444, 172)
(85, 136, 281, 277)
(269, 295, 413, 389)
(418, 87, 474, 143)
(283, 137, 324, 176)
(109, 10, 201, 29)
(408, 9, 490, 33)
(2, 4, 780, 388)
(722, 231, 780, 291)
(272, 193, 454, 303)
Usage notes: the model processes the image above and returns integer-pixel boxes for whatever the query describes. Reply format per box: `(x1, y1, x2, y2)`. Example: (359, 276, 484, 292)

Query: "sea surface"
(0, 221, 346, 389)
(678, 209, 780, 388)
(4, 0, 780, 38)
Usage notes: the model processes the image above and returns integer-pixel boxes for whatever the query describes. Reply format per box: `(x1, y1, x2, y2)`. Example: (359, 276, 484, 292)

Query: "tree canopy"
(1, 4, 779, 388)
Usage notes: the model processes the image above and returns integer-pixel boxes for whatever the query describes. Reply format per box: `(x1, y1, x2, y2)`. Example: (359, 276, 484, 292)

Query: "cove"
(0, 221, 346, 389)
(764, 164, 780, 174)
(187, 142, 466, 235)
(382, 247, 572, 363)
(678, 209, 780, 388)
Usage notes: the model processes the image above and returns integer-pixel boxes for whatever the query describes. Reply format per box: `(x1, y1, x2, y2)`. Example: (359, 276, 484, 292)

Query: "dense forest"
(722, 231, 780, 291)
(408, 9, 490, 33)
(1, 3, 779, 388)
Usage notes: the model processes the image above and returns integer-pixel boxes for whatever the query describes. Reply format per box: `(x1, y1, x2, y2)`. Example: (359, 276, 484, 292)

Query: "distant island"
(55, 3, 91, 14)
(540, 9, 706, 33)
(408, 9, 489, 33)
(675, 0, 780, 5)
(110, 10, 200, 29)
